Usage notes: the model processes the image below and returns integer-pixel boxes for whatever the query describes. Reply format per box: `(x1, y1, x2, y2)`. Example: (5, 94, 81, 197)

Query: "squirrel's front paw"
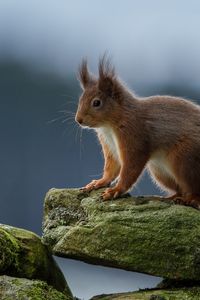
(81, 179, 110, 192)
(102, 186, 123, 201)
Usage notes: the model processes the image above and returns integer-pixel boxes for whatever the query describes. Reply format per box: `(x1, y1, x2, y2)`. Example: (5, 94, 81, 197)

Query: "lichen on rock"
(42, 188, 200, 281)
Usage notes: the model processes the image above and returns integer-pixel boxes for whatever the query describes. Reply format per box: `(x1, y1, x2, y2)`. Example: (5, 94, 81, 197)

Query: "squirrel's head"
(75, 56, 121, 128)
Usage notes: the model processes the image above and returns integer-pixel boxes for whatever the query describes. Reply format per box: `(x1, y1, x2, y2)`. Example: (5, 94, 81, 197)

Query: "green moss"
(0, 228, 20, 273)
(0, 275, 71, 300)
(16, 281, 69, 300)
(90, 287, 200, 299)
(0, 224, 72, 297)
(43, 188, 200, 280)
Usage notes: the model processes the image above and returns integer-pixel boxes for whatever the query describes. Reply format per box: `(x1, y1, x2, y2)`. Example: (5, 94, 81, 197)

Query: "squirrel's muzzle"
(75, 115, 83, 125)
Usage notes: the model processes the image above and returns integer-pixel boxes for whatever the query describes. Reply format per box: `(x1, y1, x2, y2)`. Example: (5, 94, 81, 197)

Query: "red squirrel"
(75, 56, 200, 208)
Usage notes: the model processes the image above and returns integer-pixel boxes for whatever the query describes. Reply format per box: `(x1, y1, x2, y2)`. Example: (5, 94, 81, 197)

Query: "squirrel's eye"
(92, 99, 102, 108)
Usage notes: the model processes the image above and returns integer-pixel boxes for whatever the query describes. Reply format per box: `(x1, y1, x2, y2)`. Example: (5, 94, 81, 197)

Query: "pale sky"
(0, 0, 200, 87)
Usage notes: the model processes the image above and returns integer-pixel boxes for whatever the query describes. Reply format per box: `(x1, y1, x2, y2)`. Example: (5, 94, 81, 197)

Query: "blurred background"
(1, 0, 200, 299)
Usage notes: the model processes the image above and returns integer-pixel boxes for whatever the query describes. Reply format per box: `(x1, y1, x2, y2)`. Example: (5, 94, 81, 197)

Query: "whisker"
(63, 121, 75, 126)
(46, 115, 66, 124)
(58, 110, 76, 115)
(79, 127, 83, 160)
(58, 110, 76, 117)
(75, 124, 80, 143)
(62, 121, 77, 137)
(59, 100, 77, 108)
(62, 116, 75, 123)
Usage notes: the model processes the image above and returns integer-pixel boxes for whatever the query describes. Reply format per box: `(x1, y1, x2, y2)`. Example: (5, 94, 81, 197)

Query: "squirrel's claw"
(81, 180, 97, 192)
(102, 187, 122, 201)
(81, 179, 110, 192)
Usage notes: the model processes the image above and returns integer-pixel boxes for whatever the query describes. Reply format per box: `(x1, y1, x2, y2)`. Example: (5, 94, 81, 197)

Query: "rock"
(0, 275, 71, 300)
(43, 188, 200, 280)
(89, 288, 200, 299)
(0, 224, 72, 298)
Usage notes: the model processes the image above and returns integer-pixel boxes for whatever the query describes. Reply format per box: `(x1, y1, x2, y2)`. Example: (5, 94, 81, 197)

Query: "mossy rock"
(0, 224, 72, 298)
(0, 275, 71, 300)
(43, 188, 200, 280)
(90, 287, 200, 299)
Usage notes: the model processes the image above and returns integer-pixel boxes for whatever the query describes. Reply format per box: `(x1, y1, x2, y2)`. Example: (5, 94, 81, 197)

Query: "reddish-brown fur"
(75, 56, 200, 208)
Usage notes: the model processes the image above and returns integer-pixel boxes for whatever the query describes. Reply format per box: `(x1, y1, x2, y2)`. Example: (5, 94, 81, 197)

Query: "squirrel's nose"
(76, 116, 83, 125)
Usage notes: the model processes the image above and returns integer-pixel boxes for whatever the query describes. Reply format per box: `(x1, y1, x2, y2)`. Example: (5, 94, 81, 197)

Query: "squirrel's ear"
(77, 59, 96, 90)
(98, 55, 115, 97)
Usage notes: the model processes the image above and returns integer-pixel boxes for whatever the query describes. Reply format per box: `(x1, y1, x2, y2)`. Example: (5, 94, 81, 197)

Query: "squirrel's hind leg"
(173, 194, 200, 209)
(167, 142, 200, 209)
(148, 164, 181, 199)
(147, 166, 197, 206)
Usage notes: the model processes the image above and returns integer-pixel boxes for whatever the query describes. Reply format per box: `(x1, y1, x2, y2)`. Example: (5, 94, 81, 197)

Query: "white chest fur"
(97, 127, 120, 161)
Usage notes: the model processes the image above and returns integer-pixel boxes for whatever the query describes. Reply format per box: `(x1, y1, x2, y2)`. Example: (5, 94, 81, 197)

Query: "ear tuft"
(98, 54, 115, 79)
(98, 54, 116, 97)
(78, 59, 96, 89)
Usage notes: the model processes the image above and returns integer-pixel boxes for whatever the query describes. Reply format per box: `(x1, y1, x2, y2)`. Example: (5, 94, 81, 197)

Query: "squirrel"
(75, 56, 200, 208)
